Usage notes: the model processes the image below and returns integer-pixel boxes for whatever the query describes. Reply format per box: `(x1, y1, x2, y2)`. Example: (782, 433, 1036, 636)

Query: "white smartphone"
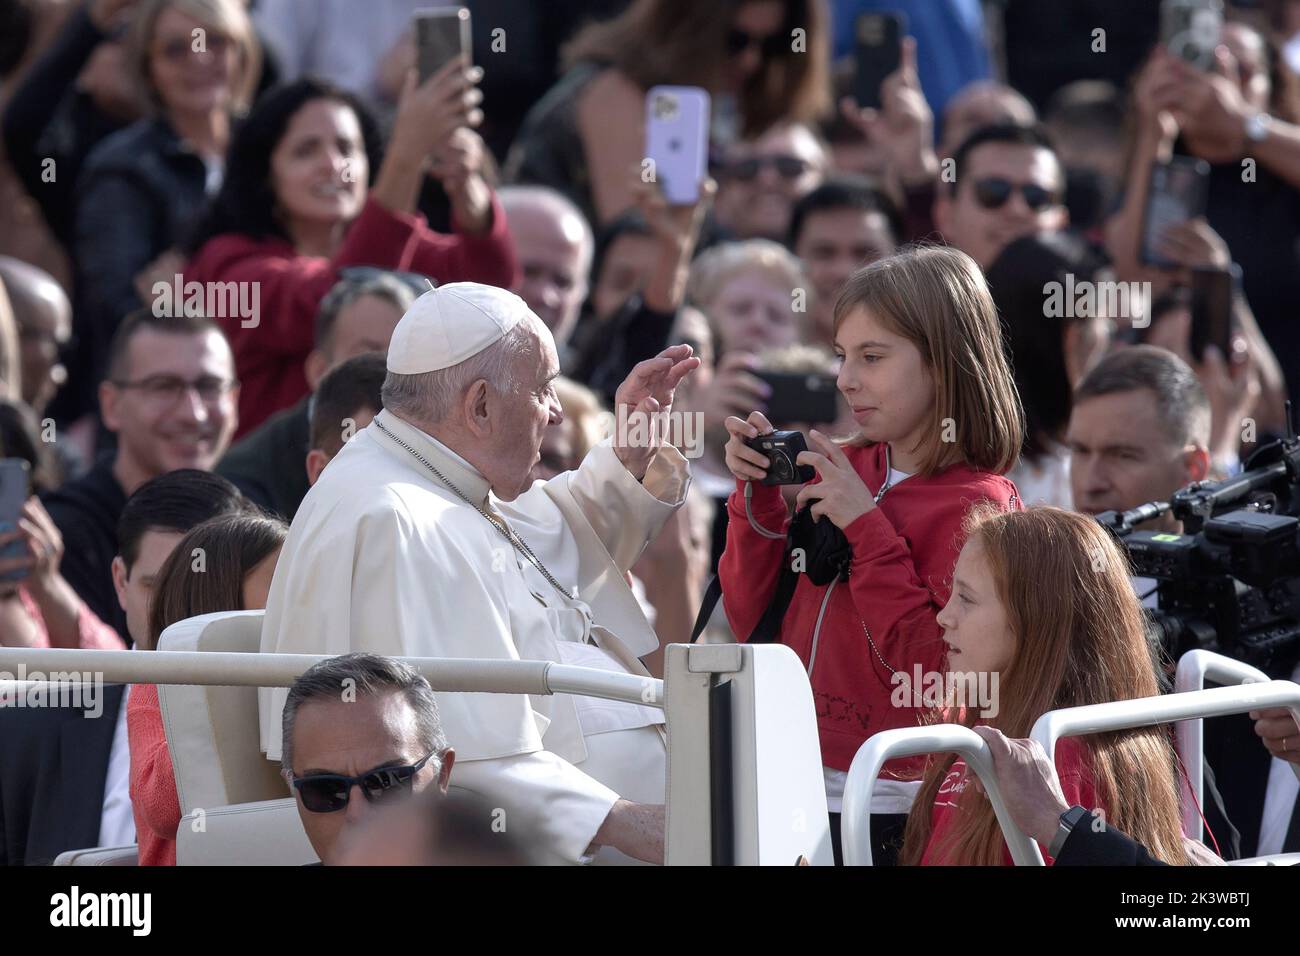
(645, 85, 711, 206)
(414, 6, 472, 82)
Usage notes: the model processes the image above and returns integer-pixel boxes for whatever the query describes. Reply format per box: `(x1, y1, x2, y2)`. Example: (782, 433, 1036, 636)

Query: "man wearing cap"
(260, 282, 697, 865)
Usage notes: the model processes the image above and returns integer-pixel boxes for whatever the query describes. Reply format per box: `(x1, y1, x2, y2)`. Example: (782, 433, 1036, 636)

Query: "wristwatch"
(1048, 805, 1090, 858)
(1245, 112, 1271, 144)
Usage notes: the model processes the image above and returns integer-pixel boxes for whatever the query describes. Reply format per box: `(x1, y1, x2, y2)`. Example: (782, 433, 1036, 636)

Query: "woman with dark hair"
(986, 232, 1112, 508)
(183, 67, 517, 436)
(73, 0, 263, 408)
(505, 0, 831, 228)
(127, 511, 287, 865)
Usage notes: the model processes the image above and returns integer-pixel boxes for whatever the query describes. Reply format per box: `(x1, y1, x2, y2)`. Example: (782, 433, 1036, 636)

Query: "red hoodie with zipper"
(718, 442, 1022, 773)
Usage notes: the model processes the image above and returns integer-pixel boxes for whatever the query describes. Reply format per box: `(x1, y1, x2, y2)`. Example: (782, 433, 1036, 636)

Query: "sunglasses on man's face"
(291, 752, 436, 813)
(727, 155, 811, 182)
(970, 177, 1058, 212)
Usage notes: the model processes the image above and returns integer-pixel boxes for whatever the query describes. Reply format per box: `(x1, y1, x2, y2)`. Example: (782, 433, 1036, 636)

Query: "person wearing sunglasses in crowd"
(933, 122, 1068, 270)
(712, 121, 829, 242)
(279, 653, 454, 866)
(128, 510, 285, 865)
(505, 0, 831, 229)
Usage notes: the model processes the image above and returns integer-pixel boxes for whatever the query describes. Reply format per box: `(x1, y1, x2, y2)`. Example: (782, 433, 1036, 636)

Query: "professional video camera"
(1095, 412, 1300, 672)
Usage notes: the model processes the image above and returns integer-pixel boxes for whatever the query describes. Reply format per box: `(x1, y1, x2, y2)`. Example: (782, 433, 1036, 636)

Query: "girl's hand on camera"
(724, 411, 775, 482)
(794, 429, 875, 528)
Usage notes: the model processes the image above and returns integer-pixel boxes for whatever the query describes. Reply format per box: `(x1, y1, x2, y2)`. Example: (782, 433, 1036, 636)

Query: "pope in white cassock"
(259, 282, 698, 864)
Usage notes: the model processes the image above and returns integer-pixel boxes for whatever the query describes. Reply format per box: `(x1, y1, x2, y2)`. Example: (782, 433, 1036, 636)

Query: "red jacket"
(921, 735, 1097, 865)
(127, 683, 179, 866)
(718, 442, 1021, 772)
(183, 195, 518, 437)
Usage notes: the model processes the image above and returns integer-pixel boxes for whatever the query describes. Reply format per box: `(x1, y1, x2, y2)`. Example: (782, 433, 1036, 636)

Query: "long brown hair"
(563, 0, 831, 137)
(145, 512, 286, 650)
(898, 505, 1188, 865)
(832, 245, 1025, 477)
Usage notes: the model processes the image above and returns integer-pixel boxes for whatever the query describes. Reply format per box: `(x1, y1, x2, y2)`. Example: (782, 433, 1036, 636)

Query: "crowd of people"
(1, 0, 1299, 867)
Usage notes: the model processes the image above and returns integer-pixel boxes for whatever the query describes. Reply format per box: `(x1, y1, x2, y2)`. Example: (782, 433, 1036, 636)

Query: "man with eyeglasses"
(280, 653, 454, 866)
(42, 310, 238, 639)
(712, 122, 828, 242)
(933, 122, 1068, 270)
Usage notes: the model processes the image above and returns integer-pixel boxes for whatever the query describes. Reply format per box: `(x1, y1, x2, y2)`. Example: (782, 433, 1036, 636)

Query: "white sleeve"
(561, 440, 690, 573)
(449, 751, 619, 865)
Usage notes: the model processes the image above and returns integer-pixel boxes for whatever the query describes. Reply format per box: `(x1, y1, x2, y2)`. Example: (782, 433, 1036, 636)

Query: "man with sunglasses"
(713, 122, 828, 242)
(281, 654, 454, 866)
(933, 122, 1068, 270)
(42, 309, 238, 639)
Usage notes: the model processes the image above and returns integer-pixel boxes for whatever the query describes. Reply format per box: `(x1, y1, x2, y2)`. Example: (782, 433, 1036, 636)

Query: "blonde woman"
(73, 0, 262, 391)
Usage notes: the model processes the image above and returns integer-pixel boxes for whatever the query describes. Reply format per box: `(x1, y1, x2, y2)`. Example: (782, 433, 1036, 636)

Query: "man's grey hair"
(1073, 345, 1211, 449)
(381, 316, 538, 425)
(280, 653, 448, 774)
(314, 273, 421, 351)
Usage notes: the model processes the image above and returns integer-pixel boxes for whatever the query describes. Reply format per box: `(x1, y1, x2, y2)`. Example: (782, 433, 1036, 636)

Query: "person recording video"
(717, 245, 1024, 865)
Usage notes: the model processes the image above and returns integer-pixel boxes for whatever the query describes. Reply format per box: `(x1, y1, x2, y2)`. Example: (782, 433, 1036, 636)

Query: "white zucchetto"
(386, 282, 531, 374)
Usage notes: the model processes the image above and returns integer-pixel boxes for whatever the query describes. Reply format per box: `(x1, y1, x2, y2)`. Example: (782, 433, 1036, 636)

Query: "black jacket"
(71, 117, 214, 413)
(0, 684, 126, 865)
(217, 398, 311, 521)
(1054, 819, 1169, 866)
(41, 455, 128, 642)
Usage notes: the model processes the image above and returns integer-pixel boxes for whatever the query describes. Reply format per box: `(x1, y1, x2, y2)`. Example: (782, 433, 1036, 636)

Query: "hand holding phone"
(645, 86, 711, 205)
(852, 12, 905, 110)
(1160, 0, 1223, 71)
(1140, 157, 1210, 268)
(415, 6, 471, 82)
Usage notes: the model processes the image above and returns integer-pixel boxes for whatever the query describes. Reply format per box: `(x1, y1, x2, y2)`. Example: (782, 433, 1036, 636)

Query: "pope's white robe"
(259, 409, 689, 863)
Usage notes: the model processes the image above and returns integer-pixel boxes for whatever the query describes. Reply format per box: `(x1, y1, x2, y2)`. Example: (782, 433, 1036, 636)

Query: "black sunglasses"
(727, 155, 810, 182)
(726, 27, 787, 59)
(971, 177, 1058, 212)
(291, 752, 436, 813)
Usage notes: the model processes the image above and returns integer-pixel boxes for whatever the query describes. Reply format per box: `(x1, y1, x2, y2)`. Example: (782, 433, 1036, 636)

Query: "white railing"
(840, 724, 1044, 866)
(1172, 650, 1269, 837)
(0, 647, 663, 707)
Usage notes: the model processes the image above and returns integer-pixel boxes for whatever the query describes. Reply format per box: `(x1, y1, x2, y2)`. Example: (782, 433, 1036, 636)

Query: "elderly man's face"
(506, 201, 590, 345)
(288, 690, 450, 865)
(490, 326, 563, 500)
(1066, 389, 1207, 530)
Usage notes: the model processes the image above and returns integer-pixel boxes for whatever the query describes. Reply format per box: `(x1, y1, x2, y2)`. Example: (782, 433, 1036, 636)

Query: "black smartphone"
(0, 459, 30, 584)
(744, 430, 816, 486)
(1189, 265, 1238, 362)
(754, 371, 839, 427)
(414, 6, 471, 83)
(852, 12, 905, 110)
(1160, 0, 1223, 71)
(1139, 157, 1210, 269)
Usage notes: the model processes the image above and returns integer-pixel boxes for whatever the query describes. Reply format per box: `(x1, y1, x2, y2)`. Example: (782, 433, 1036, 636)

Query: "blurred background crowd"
(1, 0, 1300, 864)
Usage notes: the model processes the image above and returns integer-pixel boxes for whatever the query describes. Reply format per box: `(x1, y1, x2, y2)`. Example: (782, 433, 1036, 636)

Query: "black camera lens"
(770, 452, 792, 482)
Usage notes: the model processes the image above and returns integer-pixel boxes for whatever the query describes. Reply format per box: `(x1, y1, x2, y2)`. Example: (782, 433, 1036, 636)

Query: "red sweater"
(921, 735, 1098, 865)
(183, 195, 518, 437)
(127, 684, 179, 866)
(718, 443, 1021, 772)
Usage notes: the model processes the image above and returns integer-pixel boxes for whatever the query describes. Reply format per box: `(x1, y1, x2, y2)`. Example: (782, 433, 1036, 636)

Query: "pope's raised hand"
(612, 345, 700, 480)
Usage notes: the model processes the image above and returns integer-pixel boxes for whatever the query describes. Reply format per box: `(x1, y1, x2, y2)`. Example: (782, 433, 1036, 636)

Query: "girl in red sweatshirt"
(900, 505, 1190, 865)
(718, 245, 1024, 864)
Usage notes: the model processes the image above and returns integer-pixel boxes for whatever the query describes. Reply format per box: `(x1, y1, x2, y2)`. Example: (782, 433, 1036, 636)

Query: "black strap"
(689, 575, 724, 644)
(689, 557, 801, 644)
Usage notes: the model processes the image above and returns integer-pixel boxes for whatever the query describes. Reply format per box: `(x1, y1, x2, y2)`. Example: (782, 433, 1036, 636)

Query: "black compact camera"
(745, 430, 815, 486)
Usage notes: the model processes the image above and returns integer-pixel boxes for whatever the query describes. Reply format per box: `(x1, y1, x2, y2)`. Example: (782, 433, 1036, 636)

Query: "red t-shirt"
(920, 735, 1099, 866)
